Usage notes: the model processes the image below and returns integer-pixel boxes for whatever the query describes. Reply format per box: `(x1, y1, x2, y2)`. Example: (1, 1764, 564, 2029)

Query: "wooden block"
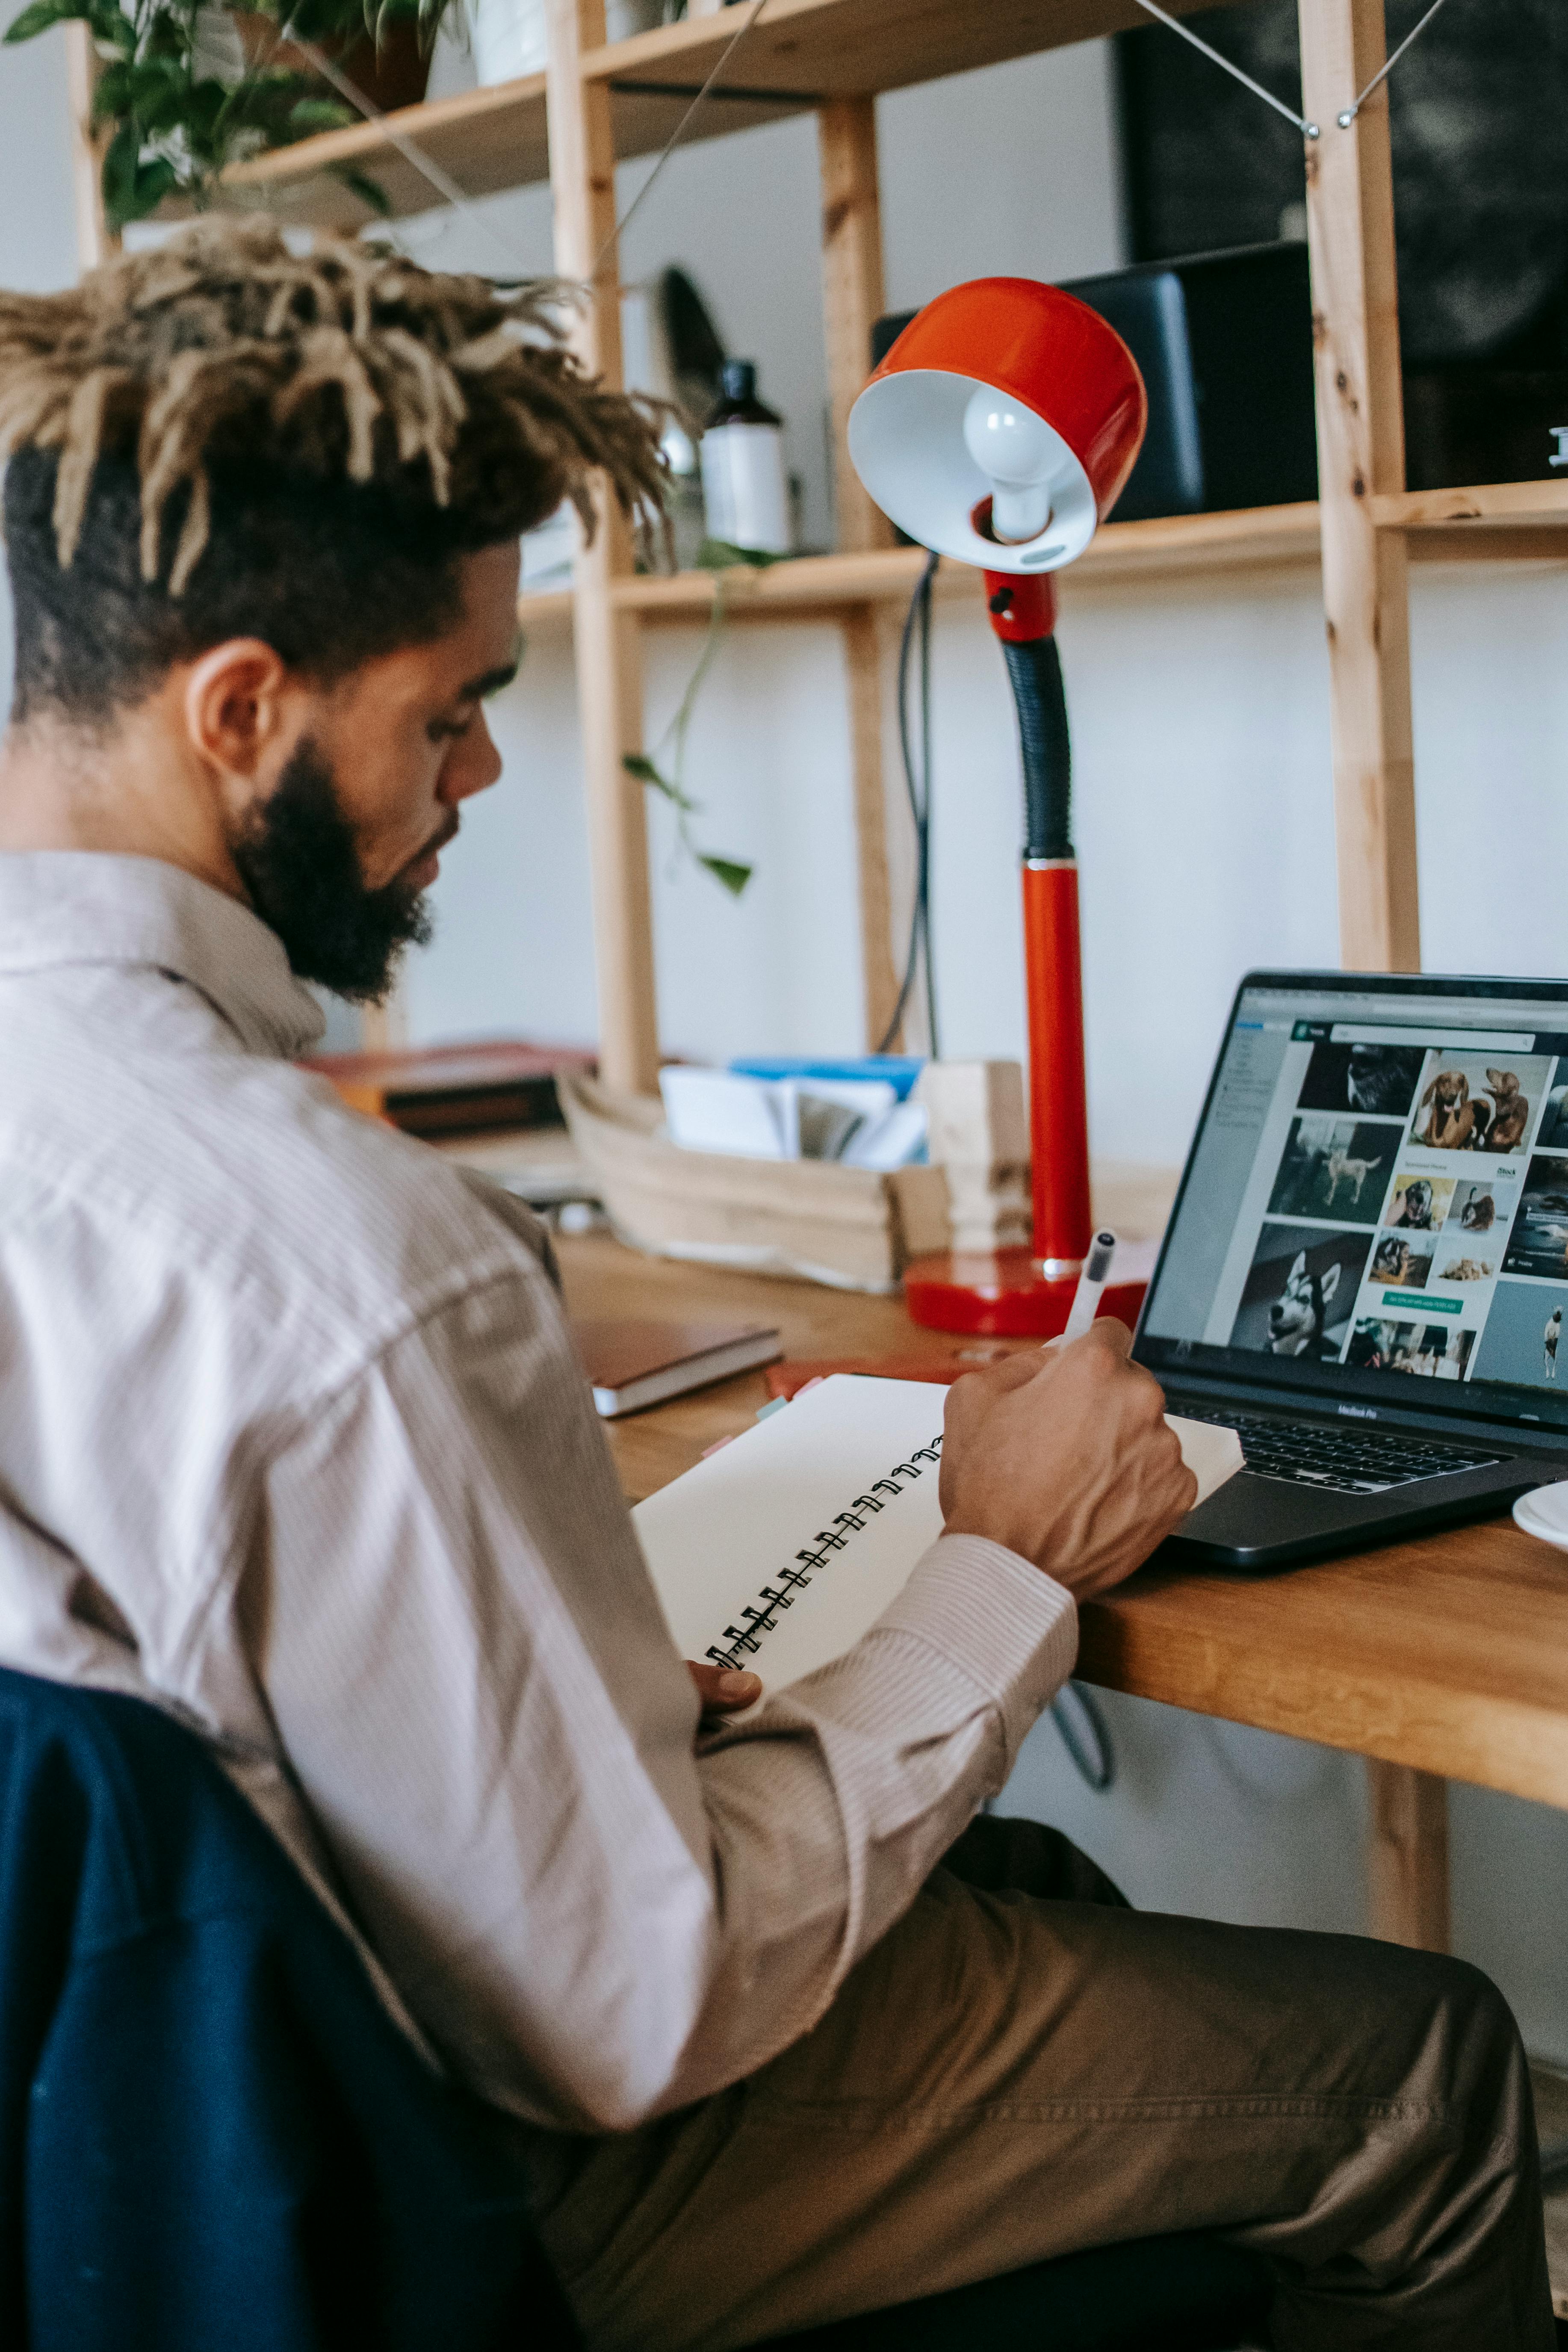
(917, 1060, 1030, 1174)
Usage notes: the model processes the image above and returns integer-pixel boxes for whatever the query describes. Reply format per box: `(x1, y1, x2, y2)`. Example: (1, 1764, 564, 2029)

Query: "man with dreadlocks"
(0, 221, 1550, 2352)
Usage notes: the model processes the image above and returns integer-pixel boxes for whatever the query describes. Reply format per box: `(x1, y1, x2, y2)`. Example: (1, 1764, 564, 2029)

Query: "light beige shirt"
(0, 851, 1078, 2132)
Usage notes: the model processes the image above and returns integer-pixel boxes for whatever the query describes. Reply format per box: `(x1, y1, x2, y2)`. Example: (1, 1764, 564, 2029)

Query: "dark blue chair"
(0, 1666, 1269, 2349)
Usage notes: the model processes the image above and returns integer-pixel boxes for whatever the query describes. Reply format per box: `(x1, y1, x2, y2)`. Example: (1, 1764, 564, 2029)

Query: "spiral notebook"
(634, 1374, 1243, 1697)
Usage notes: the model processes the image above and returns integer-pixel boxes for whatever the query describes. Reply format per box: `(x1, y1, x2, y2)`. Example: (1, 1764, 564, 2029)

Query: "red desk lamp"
(847, 278, 1149, 1336)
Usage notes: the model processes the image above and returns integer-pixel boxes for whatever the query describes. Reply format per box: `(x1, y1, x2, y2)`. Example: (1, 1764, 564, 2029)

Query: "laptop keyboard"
(1177, 1406, 1506, 1496)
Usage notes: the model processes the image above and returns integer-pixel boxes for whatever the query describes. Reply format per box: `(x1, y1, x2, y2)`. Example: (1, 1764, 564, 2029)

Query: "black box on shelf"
(1404, 371, 1568, 491)
(872, 241, 1320, 525)
(872, 248, 1568, 529)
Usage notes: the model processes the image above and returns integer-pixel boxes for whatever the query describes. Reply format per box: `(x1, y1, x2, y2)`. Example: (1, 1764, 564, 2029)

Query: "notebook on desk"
(574, 1317, 783, 1418)
(1134, 969, 1568, 1569)
(634, 1375, 1241, 1700)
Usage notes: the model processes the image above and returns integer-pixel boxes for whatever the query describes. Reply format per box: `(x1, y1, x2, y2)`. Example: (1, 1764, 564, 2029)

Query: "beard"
(230, 738, 439, 1005)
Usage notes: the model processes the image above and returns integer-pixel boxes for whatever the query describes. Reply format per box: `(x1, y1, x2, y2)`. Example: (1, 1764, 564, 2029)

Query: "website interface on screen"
(1140, 982, 1568, 1432)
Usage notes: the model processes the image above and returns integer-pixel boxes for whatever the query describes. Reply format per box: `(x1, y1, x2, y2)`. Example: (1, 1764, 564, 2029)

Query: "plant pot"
(470, 0, 545, 83)
(234, 11, 431, 117)
(469, 0, 679, 85)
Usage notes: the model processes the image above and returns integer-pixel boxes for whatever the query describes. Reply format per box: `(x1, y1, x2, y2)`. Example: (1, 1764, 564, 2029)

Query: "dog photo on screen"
(1537, 1064, 1568, 1153)
(1267, 1116, 1396, 1226)
(1444, 1176, 1514, 1237)
(1296, 1040, 1425, 1119)
(1346, 1318, 1476, 1380)
(1500, 1155, 1568, 1277)
(1386, 1172, 1456, 1231)
(1228, 1222, 1370, 1360)
(1471, 1276, 1568, 1388)
(1408, 1053, 1552, 1155)
(1370, 1233, 1435, 1289)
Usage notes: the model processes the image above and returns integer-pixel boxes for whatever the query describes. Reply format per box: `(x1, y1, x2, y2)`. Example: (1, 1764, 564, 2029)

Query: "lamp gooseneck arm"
(1000, 633, 1072, 861)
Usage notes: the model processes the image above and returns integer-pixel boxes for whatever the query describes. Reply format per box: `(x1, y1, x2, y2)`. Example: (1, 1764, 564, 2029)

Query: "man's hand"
(687, 1661, 762, 1717)
(939, 1321, 1196, 1603)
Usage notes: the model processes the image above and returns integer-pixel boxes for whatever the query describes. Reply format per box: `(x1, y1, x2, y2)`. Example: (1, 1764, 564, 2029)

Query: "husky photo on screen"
(1229, 1222, 1369, 1360)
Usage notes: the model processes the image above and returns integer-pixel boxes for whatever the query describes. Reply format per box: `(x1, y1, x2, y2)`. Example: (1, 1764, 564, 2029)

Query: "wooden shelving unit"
(84, 0, 1568, 1090)
(65, 0, 1568, 1966)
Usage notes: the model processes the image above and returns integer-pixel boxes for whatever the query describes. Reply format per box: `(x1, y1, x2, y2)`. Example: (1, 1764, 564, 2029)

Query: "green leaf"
(126, 56, 190, 130)
(90, 55, 136, 117)
(140, 11, 187, 58)
(94, 53, 183, 124)
(623, 751, 700, 814)
(697, 854, 752, 898)
(100, 116, 142, 222)
(3, 0, 85, 44)
(697, 537, 785, 572)
(325, 162, 392, 213)
(124, 151, 179, 222)
(86, 0, 136, 53)
(289, 94, 356, 130)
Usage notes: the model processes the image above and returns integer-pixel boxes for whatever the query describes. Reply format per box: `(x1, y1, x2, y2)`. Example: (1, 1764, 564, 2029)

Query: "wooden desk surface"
(557, 1231, 1568, 1814)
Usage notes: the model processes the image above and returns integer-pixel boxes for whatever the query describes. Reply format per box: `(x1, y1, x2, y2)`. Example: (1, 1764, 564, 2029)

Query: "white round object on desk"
(1512, 1481, 1568, 1549)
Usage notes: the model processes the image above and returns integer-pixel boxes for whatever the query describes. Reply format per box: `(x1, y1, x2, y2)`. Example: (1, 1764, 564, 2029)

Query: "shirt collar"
(0, 851, 326, 1059)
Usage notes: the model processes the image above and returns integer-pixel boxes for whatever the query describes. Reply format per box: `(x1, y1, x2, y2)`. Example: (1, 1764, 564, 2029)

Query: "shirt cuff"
(873, 1534, 1079, 1764)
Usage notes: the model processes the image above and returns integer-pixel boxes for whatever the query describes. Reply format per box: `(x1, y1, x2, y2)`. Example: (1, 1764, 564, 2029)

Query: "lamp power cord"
(877, 547, 941, 1055)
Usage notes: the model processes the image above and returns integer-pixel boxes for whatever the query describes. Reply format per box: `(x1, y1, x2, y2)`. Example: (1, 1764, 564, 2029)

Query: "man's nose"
(445, 709, 503, 804)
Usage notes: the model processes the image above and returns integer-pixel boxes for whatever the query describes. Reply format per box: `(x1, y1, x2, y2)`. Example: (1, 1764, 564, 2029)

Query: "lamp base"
(904, 1248, 1149, 1337)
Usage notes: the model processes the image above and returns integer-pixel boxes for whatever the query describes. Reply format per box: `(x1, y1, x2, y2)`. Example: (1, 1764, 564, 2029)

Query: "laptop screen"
(1137, 973, 1568, 1436)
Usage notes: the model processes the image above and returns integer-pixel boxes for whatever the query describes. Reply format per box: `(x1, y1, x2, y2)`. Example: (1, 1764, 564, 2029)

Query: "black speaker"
(871, 241, 1320, 526)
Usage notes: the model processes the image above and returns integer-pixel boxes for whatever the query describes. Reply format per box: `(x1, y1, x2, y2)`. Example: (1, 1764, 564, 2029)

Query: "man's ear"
(182, 639, 293, 782)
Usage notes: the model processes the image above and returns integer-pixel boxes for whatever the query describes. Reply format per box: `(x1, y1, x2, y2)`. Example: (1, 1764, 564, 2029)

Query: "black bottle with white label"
(699, 360, 792, 555)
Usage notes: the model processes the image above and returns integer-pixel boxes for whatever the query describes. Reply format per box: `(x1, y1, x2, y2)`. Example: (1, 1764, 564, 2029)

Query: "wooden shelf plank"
(602, 504, 1323, 620)
(519, 503, 1322, 632)
(1375, 480, 1568, 531)
(520, 484, 1568, 635)
(221, 71, 550, 230)
(212, 0, 1225, 227)
(581, 0, 1223, 107)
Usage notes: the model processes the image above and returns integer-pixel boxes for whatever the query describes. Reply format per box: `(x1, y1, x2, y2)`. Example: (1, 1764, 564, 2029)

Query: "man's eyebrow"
(458, 659, 520, 702)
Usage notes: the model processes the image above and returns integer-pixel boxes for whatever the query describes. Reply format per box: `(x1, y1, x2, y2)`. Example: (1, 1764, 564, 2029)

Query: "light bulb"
(962, 383, 1054, 544)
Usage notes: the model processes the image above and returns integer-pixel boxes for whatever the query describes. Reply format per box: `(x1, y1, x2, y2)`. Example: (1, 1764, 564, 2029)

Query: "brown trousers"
(532, 1817, 1554, 2351)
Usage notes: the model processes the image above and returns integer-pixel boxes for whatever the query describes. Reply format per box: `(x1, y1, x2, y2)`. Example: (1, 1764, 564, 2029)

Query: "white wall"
(6, 27, 1568, 2065)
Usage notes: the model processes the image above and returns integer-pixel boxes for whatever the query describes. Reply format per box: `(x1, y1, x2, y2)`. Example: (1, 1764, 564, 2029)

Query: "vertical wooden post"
(818, 97, 893, 557)
(546, 0, 660, 1098)
(1367, 1761, 1450, 1951)
(1302, 0, 1444, 1952)
(63, 22, 115, 272)
(818, 98, 899, 1049)
(1298, 0, 1419, 974)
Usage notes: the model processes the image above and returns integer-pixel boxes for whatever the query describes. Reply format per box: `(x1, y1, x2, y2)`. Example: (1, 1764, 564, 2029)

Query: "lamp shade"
(847, 278, 1148, 575)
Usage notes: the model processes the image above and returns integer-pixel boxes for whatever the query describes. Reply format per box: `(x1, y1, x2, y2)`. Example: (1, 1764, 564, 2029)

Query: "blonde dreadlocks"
(0, 218, 666, 598)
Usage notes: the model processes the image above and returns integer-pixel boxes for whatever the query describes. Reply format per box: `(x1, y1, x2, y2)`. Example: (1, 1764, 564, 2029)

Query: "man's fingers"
(1081, 1315, 1134, 1358)
(686, 1660, 761, 1713)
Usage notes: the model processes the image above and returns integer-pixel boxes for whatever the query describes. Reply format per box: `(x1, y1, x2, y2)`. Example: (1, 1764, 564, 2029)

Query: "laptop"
(1133, 970, 1568, 1569)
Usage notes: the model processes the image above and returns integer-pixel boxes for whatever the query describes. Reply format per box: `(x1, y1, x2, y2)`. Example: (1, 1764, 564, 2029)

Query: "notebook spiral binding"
(704, 1438, 944, 1673)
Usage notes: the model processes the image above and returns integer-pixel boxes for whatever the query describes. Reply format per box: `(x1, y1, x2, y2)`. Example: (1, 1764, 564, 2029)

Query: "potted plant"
(3, 0, 435, 230)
